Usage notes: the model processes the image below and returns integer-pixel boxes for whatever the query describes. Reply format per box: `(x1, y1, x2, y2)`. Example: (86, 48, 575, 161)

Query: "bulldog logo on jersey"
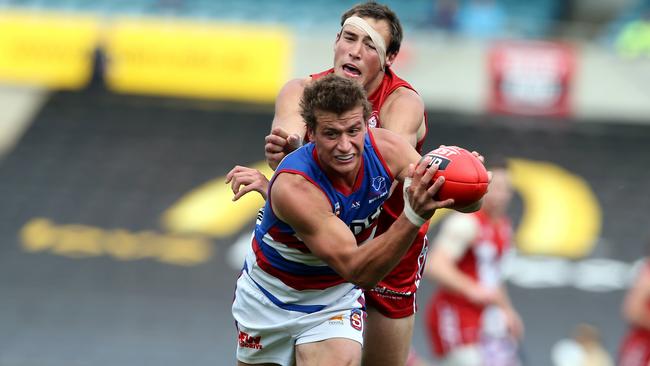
(371, 176, 386, 192)
(368, 176, 388, 204)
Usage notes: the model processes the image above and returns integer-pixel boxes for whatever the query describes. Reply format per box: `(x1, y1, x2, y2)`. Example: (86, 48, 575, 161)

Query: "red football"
(424, 146, 489, 208)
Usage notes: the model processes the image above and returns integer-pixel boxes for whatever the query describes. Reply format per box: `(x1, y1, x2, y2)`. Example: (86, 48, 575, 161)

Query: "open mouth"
(342, 64, 361, 77)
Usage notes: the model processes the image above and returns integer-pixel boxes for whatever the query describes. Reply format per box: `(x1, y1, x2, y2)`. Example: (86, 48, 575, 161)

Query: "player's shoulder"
(369, 128, 409, 154)
(271, 171, 330, 220)
(383, 85, 424, 110)
(277, 77, 310, 99)
(443, 212, 480, 234)
(369, 128, 419, 179)
(380, 86, 425, 126)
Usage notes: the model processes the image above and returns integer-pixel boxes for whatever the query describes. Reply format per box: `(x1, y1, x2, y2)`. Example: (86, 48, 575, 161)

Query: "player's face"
(333, 17, 391, 90)
(309, 105, 367, 184)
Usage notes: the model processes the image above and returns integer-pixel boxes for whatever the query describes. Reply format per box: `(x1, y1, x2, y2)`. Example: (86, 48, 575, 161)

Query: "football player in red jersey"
(424, 162, 524, 366)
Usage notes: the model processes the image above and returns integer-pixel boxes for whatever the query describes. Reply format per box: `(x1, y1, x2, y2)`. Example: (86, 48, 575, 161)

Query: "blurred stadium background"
(1, 0, 649, 365)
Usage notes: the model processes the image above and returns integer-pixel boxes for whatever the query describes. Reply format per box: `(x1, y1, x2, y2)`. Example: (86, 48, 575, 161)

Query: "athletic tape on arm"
(402, 177, 427, 227)
(342, 16, 387, 69)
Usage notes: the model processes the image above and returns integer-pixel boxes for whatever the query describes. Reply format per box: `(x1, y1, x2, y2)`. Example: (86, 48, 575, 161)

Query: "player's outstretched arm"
(266, 78, 309, 169)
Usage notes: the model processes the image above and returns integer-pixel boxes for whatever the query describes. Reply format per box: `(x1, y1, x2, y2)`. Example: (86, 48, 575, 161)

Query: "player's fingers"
(421, 163, 438, 187)
(232, 186, 250, 201)
(225, 165, 245, 183)
(471, 150, 485, 164)
(426, 175, 444, 194)
(287, 134, 302, 149)
(270, 127, 290, 139)
(412, 156, 432, 185)
(265, 136, 287, 150)
(230, 173, 245, 193)
(266, 151, 284, 163)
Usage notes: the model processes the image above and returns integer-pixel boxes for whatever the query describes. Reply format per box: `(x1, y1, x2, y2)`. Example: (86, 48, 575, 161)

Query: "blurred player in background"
(263, 2, 434, 365)
(618, 242, 650, 366)
(423, 161, 523, 366)
(232, 74, 455, 366)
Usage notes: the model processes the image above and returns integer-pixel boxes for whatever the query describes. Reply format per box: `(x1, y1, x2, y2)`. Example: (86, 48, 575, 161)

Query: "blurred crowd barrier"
(0, 8, 649, 122)
(0, 10, 292, 102)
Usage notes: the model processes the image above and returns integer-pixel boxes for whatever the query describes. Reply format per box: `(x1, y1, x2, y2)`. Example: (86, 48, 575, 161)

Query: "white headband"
(342, 16, 387, 69)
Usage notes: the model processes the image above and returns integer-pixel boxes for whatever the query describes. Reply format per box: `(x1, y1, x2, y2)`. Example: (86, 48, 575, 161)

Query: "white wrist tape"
(402, 177, 427, 227)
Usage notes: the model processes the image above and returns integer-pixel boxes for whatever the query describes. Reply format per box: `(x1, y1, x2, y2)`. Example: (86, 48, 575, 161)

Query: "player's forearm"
(495, 286, 514, 311)
(345, 214, 421, 289)
(425, 251, 479, 298)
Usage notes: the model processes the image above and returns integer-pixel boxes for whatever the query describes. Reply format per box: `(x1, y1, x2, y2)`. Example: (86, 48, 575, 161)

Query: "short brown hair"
(301, 74, 372, 132)
(341, 1, 403, 57)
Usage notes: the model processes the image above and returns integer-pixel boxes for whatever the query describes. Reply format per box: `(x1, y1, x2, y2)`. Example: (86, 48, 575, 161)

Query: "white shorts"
(232, 271, 365, 365)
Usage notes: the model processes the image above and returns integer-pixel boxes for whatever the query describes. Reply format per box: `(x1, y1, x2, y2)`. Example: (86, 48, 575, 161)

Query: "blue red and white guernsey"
(242, 130, 393, 314)
(312, 68, 430, 318)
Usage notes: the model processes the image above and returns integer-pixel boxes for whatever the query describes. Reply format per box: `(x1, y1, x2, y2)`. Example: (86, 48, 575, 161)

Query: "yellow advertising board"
(105, 18, 293, 103)
(0, 11, 100, 89)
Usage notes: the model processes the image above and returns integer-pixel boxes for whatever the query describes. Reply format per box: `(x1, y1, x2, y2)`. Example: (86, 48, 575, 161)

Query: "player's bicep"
(298, 215, 359, 275)
(379, 89, 425, 147)
(271, 174, 357, 274)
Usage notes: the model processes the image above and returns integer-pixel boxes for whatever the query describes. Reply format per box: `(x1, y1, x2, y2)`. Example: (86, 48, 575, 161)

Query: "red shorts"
(365, 212, 429, 318)
(425, 292, 482, 357)
(618, 329, 650, 366)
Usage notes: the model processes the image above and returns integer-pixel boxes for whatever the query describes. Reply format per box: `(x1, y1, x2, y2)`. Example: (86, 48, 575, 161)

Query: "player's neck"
(322, 162, 363, 194)
(364, 70, 386, 96)
(330, 167, 361, 192)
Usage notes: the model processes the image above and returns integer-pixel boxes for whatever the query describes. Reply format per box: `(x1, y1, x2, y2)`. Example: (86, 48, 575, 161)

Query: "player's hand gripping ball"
(424, 146, 488, 208)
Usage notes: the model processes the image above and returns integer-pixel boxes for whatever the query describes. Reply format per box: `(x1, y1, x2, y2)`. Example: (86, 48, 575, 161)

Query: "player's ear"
(385, 52, 398, 69)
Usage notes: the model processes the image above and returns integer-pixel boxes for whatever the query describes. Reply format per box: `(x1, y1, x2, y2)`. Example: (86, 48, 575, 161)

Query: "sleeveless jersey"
(426, 210, 513, 356)
(618, 260, 650, 366)
(312, 68, 430, 307)
(244, 131, 393, 314)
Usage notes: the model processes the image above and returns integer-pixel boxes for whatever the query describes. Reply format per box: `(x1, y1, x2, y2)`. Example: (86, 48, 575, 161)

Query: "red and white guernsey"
(426, 210, 513, 357)
(312, 67, 430, 317)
